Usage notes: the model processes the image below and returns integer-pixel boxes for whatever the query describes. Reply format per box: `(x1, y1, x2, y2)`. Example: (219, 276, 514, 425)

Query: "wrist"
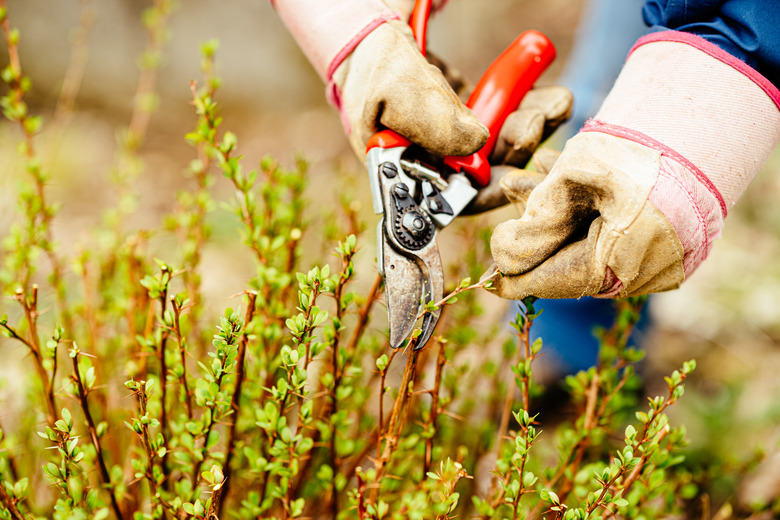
(272, 0, 399, 81)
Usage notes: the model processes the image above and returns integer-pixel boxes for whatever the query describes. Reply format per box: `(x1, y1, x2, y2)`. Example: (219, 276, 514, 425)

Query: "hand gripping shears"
(366, 0, 555, 350)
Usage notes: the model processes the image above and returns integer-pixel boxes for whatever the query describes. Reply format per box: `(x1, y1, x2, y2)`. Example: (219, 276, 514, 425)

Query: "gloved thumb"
(376, 58, 489, 156)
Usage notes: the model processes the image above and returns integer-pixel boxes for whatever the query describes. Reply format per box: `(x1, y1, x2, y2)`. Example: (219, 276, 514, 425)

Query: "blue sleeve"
(642, 0, 780, 87)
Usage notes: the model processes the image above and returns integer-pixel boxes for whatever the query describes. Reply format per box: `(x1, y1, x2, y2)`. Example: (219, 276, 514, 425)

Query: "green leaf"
(61, 408, 72, 428)
(376, 354, 389, 372)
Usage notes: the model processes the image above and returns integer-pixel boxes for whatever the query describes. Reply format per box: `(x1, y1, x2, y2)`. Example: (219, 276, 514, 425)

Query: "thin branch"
(156, 267, 170, 481)
(423, 340, 447, 476)
(4, 287, 58, 428)
(52, 0, 95, 126)
(70, 348, 123, 519)
(345, 273, 383, 354)
(218, 291, 257, 516)
(206, 478, 225, 520)
(371, 347, 420, 504)
(0, 482, 24, 520)
(415, 272, 499, 321)
(170, 296, 193, 419)
(376, 349, 398, 462)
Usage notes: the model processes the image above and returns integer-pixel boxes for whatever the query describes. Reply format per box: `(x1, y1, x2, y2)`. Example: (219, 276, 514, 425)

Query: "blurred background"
(2, 0, 780, 512)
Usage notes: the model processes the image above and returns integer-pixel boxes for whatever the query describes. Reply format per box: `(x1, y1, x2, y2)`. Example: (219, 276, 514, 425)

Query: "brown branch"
(79, 259, 100, 352)
(0, 482, 24, 520)
(5, 287, 58, 428)
(70, 349, 123, 519)
(342, 425, 382, 482)
(619, 424, 670, 495)
(1, 2, 73, 331)
(156, 268, 170, 482)
(371, 347, 420, 503)
(322, 250, 355, 519)
(376, 349, 398, 461)
(550, 372, 601, 505)
(126, 0, 173, 147)
(129, 383, 167, 517)
(170, 296, 193, 420)
(207, 478, 225, 520)
(423, 341, 447, 476)
(52, 0, 95, 126)
(218, 291, 257, 517)
(344, 273, 382, 355)
(486, 298, 538, 514)
(191, 322, 242, 488)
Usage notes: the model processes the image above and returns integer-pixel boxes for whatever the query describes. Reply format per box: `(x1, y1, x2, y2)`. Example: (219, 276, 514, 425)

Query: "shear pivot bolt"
(381, 162, 398, 178)
(402, 211, 427, 239)
(393, 183, 409, 198)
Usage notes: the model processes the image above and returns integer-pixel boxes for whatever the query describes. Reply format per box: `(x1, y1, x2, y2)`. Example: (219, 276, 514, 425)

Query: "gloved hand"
(272, 0, 488, 159)
(486, 32, 780, 299)
(331, 19, 490, 158)
(421, 39, 573, 214)
(272, 0, 572, 203)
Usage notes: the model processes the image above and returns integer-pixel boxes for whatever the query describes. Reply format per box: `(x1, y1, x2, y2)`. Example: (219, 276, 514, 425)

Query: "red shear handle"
(366, 128, 411, 151)
(409, 0, 432, 56)
(443, 30, 556, 187)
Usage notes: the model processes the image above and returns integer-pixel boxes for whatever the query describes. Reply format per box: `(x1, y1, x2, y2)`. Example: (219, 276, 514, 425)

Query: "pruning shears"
(366, 0, 556, 350)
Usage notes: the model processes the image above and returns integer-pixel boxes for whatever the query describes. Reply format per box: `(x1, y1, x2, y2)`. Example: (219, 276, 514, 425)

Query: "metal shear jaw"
(366, 141, 450, 350)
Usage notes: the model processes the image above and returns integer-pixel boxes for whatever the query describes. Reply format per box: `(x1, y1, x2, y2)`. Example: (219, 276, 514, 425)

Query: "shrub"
(0, 3, 758, 520)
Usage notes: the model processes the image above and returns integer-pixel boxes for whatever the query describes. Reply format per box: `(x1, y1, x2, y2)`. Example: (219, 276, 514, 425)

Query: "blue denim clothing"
(643, 0, 780, 86)
(525, 298, 652, 375)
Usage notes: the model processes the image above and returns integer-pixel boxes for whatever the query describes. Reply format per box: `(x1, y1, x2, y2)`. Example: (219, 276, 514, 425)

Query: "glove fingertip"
(447, 109, 489, 156)
(498, 169, 547, 215)
(490, 220, 533, 276)
(520, 85, 574, 124)
(531, 148, 561, 175)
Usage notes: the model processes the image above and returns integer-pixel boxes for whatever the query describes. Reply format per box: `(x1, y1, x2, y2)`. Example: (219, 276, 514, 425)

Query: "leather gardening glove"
(486, 32, 780, 300)
(272, 0, 488, 159)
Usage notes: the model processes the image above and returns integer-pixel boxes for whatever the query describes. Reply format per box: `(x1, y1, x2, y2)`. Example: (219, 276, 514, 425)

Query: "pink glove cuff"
(630, 31, 780, 108)
(272, 0, 399, 80)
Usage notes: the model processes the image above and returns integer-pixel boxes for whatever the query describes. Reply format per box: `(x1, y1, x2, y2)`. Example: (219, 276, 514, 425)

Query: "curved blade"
(367, 144, 445, 351)
(381, 228, 444, 350)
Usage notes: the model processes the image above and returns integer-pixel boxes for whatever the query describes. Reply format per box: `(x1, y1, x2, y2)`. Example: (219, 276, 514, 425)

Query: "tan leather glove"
(272, 0, 488, 159)
(486, 33, 780, 300)
(332, 19, 489, 158)
(488, 133, 686, 299)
